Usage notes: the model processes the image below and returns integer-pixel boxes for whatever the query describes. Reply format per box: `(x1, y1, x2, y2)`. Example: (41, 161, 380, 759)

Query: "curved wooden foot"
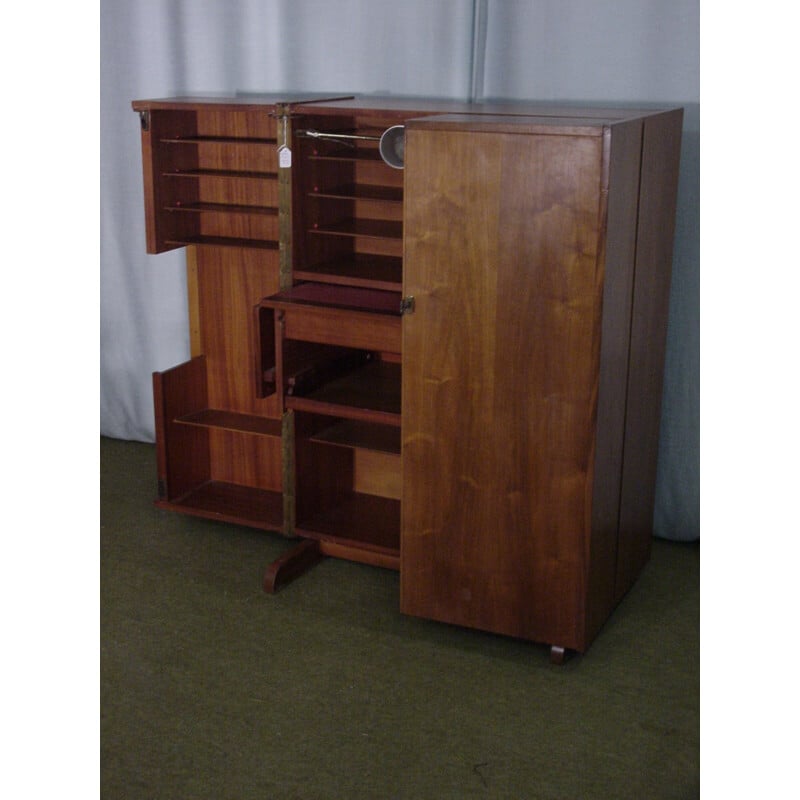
(550, 645, 568, 665)
(263, 538, 323, 593)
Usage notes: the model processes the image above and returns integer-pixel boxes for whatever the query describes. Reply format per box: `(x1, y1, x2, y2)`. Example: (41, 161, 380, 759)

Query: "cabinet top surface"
(132, 93, 680, 124)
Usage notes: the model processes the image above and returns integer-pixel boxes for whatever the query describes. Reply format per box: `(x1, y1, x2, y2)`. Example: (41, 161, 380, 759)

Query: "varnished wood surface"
(196, 246, 281, 416)
(583, 119, 645, 645)
(615, 109, 684, 601)
(264, 294, 401, 353)
(132, 94, 353, 112)
(401, 127, 604, 650)
(177, 408, 283, 436)
(296, 493, 401, 557)
(156, 480, 283, 531)
(138, 109, 197, 253)
(137, 96, 682, 653)
(153, 356, 211, 500)
(263, 538, 323, 593)
(208, 428, 283, 492)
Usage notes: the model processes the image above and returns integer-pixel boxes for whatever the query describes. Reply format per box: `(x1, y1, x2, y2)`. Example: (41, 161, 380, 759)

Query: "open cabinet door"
(400, 117, 605, 651)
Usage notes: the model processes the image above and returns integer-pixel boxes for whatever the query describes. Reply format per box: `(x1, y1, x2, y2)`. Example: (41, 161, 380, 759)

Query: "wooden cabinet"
(132, 95, 682, 659)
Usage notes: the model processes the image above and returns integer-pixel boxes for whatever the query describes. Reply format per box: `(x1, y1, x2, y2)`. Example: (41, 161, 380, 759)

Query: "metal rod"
(299, 129, 381, 143)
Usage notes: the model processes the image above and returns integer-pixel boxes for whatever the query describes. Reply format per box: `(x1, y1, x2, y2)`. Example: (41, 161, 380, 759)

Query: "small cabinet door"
(400, 120, 605, 650)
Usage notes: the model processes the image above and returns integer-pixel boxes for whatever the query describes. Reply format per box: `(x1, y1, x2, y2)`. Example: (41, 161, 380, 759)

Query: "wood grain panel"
(138, 109, 197, 253)
(615, 109, 684, 600)
(281, 305, 401, 352)
(153, 356, 210, 500)
(208, 429, 283, 491)
(196, 246, 281, 417)
(196, 109, 277, 140)
(584, 119, 644, 644)
(401, 127, 604, 650)
(354, 450, 401, 499)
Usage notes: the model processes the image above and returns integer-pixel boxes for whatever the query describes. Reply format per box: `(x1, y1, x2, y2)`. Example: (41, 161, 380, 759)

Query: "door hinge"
(400, 296, 415, 315)
(139, 110, 150, 131)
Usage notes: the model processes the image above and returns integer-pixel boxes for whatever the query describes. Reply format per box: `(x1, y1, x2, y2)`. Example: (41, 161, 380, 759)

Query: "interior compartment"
(152, 355, 284, 531)
(143, 108, 280, 252)
(293, 412, 401, 566)
(291, 114, 405, 291)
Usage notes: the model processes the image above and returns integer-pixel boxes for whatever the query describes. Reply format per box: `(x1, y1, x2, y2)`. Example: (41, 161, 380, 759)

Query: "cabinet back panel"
(199, 212, 279, 242)
(196, 109, 277, 140)
(353, 450, 401, 499)
(209, 429, 283, 491)
(197, 176, 278, 208)
(401, 127, 604, 649)
(195, 246, 281, 416)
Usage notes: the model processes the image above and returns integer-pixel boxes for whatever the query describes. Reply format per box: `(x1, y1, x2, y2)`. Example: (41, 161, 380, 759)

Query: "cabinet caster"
(550, 645, 568, 665)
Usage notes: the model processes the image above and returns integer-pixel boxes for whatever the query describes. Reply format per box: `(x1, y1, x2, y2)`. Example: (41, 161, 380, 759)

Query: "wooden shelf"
(294, 254, 402, 292)
(164, 202, 278, 216)
(287, 360, 401, 426)
(309, 219, 402, 240)
(165, 235, 279, 250)
(161, 135, 277, 145)
(296, 492, 400, 557)
(309, 419, 401, 454)
(176, 409, 282, 437)
(157, 481, 283, 531)
(163, 168, 278, 180)
(310, 183, 402, 203)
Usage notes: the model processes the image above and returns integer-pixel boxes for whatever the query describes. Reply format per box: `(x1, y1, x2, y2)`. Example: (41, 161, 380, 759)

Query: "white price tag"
(278, 145, 292, 169)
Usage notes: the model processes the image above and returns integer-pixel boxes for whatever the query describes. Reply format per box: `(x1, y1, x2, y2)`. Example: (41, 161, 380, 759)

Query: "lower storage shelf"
(156, 480, 284, 532)
(296, 492, 400, 566)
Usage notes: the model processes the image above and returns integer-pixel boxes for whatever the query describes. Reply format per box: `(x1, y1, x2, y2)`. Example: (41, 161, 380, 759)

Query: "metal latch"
(400, 296, 415, 315)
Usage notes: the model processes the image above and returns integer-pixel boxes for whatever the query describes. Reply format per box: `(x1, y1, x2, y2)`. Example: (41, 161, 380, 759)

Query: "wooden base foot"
(263, 538, 323, 593)
(550, 645, 568, 665)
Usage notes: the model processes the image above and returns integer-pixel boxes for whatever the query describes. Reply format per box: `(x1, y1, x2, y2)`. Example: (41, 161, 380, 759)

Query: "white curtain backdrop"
(100, 0, 699, 540)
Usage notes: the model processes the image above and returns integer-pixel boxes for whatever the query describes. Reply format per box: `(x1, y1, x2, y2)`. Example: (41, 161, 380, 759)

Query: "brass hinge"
(400, 296, 415, 315)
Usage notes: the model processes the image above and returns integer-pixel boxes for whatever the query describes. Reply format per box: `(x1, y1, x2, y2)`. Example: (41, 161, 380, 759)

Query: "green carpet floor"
(101, 436, 699, 799)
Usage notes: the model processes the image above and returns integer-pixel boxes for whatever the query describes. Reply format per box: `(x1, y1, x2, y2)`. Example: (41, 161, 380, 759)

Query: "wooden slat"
(177, 408, 282, 437)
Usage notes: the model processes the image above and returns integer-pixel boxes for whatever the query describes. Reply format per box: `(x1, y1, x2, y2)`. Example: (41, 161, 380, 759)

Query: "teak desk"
(132, 94, 682, 662)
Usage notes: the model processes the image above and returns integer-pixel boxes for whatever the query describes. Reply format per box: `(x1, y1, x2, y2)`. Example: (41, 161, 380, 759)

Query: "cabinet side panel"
(616, 109, 683, 600)
(585, 120, 644, 644)
(401, 128, 603, 650)
(138, 110, 197, 254)
(152, 356, 211, 500)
